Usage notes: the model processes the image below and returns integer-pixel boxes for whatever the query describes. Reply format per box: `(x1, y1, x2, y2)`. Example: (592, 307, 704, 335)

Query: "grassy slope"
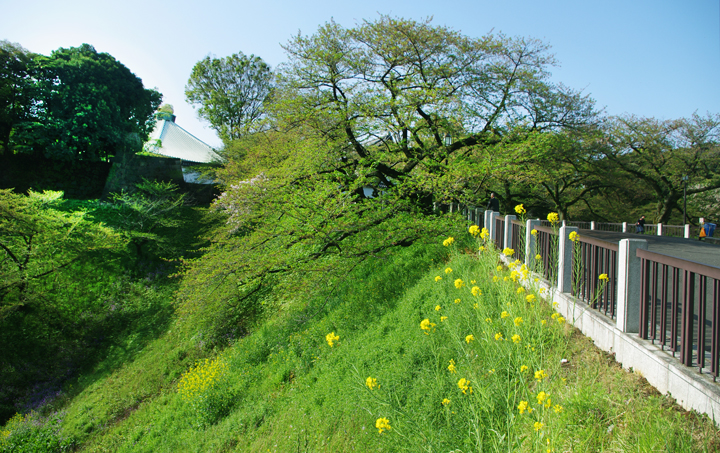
(5, 235, 719, 452)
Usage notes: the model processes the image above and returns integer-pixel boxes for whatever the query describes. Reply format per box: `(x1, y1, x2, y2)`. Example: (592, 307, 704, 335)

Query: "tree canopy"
(8, 44, 161, 161)
(185, 52, 273, 143)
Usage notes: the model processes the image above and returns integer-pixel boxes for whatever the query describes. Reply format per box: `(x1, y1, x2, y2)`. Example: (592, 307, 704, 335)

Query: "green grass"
(2, 234, 719, 452)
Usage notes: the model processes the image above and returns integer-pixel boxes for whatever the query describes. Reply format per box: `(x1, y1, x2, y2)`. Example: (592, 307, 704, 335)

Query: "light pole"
(683, 175, 689, 225)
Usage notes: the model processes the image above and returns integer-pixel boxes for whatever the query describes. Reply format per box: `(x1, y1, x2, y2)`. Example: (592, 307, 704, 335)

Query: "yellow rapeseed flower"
(494, 333, 503, 341)
(541, 319, 547, 326)
(514, 317, 523, 326)
(326, 332, 340, 347)
(535, 254, 542, 260)
(517, 287, 525, 293)
(454, 298, 461, 304)
(471, 286, 481, 296)
(557, 316, 566, 324)
(454, 279, 465, 289)
(496, 265, 503, 271)
(420, 318, 436, 334)
(553, 404, 563, 413)
(473, 303, 479, 309)
(366, 377, 378, 390)
(442, 398, 451, 406)
(515, 204, 526, 215)
(531, 229, 538, 236)
(480, 228, 489, 239)
(485, 317, 492, 323)
(493, 276, 500, 283)
(448, 359, 457, 373)
(457, 378, 473, 394)
(435, 276, 442, 282)
(465, 334, 475, 343)
(503, 247, 514, 256)
(375, 417, 391, 434)
(569, 231, 579, 242)
(599, 273, 609, 281)
(535, 369, 548, 381)
(526, 294, 536, 303)
(440, 316, 448, 322)
(435, 305, 441, 311)
(445, 267, 453, 274)
(177, 356, 229, 401)
(534, 421, 544, 432)
(469, 225, 480, 236)
(479, 246, 485, 252)
(518, 400, 529, 414)
(520, 365, 528, 372)
(501, 311, 509, 318)
(443, 237, 455, 247)
(547, 212, 559, 224)
(471, 279, 476, 284)
(536, 391, 548, 405)
(512, 334, 521, 344)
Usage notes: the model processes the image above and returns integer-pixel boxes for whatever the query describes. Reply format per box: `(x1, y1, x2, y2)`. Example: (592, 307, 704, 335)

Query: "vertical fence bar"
(681, 270, 695, 367)
(713, 280, 719, 379)
(660, 264, 668, 349)
(639, 257, 648, 339)
(698, 276, 707, 372)
(671, 267, 680, 356)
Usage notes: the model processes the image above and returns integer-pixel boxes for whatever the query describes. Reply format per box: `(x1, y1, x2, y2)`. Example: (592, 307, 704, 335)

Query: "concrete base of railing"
(501, 255, 720, 426)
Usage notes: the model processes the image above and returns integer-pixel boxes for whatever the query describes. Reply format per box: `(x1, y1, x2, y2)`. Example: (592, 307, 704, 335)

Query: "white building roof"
(148, 119, 220, 164)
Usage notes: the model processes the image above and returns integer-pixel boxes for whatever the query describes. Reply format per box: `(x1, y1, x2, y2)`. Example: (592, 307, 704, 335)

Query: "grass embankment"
(3, 234, 719, 452)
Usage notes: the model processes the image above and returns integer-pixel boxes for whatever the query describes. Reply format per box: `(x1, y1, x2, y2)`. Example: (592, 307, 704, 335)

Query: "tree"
(12, 44, 162, 161)
(599, 113, 720, 223)
(0, 41, 33, 154)
(185, 52, 273, 142)
(177, 17, 597, 335)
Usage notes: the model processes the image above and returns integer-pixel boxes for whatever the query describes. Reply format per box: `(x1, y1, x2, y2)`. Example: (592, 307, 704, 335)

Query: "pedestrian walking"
(636, 215, 646, 234)
(486, 193, 500, 212)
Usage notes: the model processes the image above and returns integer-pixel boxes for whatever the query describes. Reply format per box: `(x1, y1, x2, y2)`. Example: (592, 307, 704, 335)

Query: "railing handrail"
(636, 248, 720, 279)
(577, 234, 619, 252)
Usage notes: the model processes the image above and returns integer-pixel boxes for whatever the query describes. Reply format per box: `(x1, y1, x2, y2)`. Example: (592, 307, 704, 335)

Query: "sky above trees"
(3, 0, 719, 148)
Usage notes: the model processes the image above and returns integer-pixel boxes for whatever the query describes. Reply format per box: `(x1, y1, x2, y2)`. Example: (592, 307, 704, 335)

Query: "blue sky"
(4, 0, 719, 148)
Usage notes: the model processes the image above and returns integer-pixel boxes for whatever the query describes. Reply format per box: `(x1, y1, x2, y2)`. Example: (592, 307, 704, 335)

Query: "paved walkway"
(580, 230, 720, 269)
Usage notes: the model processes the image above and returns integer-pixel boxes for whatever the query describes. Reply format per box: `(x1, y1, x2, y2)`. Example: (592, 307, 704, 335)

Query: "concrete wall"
(102, 154, 184, 199)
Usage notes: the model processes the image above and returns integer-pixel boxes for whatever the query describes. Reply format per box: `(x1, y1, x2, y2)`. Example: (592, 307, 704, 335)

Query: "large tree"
(185, 52, 273, 142)
(12, 44, 162, 161)
(0, 41, 33, 154)
(599, 114, 720, 223)
(177, 17, 597, 332)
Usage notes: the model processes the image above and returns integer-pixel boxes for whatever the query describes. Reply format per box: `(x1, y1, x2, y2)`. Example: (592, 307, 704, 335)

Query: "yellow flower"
(494, 333, 503, 341)
(375, 417, 391, 434)
(480, 228, 489, 239)
(485, 317, 492, 323)
(479, 246, 485, 251)
(471, 286, 481, 296)
(531, 228, 538, 236)
(448, 359, 457, 373)
(440, 316, 448, 322)
(501, 311, 509, 319)
(569, 231, 579, 242)
(454, 279, 465, 289)
(443, 236, 455, 247)
(434, 276, 442, 282)
(496, 265, 503, 271)
(551, 313, 559, 320)
(518, 400, 529, 414)
(442, 398, 451, 406)
(511, 334, 521, 344)
(457, 378, 473, 394)
(536, 391, 548, 405)
(503, 247, 514, 256)
(539, 287, 545, 294)
(516, 287, 525, 294)
(526, 294, 535, 303)
(420, 318, 436, 334)
(535, 369, 547, 381)
(465, 334, 475, 343)
(435, 305, 441, 311)
(599, 273, 609, 281)
(445, 267, 453, 274)
(520, 365, 528, 372)
(326, 332, 340, 347)
(473, 303, 479, 309)
(469, 225, 480, 236)
(493, 276, 500, 282)
(557, 316, 566, 324)
(454, 298, 461, 304)
(366, 377, 378, 390)
(541, 319, 547, 326)
(547, 212, 559, 224)
(553, 404, 563, 413)
(535, 254, 542, 260)
(552, 301, 559, 307)
(470, 279, 476, 284)
(514, 317, 523, 326)
(515, 204, 526, 215)
(534, 421, 544, 432)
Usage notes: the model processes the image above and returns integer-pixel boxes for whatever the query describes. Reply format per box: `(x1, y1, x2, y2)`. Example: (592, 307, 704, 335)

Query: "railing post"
(616, 239, 648, 333)
(504, 215, 516, 250)
(557, 225, 579, 293)
(657, 223, 663, 236)
(525, 219, 541, 267)
(485, 210, 498, 241)
(590, 221, 596, 230)
(684, 224, 690, 238)
(623, 222, 628, 233)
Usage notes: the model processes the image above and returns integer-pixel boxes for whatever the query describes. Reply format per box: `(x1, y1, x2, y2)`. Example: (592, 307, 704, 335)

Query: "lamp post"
(444, 133, 452, 147)
(683, 175, 689, 225)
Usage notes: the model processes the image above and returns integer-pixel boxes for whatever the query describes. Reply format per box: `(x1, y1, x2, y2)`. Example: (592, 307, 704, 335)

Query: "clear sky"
(4, 0, 719, 148)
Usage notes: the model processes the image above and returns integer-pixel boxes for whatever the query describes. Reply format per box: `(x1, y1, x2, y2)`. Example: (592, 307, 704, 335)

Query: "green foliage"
(186, 52, 273, 142)
(0, 40, 33, 154)
(0, 412, 72, 453)
(10, 43, 162, 161)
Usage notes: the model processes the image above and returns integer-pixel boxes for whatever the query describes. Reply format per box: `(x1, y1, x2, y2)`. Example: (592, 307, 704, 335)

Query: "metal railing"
(573, 235, 619, 319)
(533, 225, 559, 283)
(510, 219, 525, 262)
(596, 223, 625, 232)
(637, 249, 720, 379)
(494, 216, 505, 250)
